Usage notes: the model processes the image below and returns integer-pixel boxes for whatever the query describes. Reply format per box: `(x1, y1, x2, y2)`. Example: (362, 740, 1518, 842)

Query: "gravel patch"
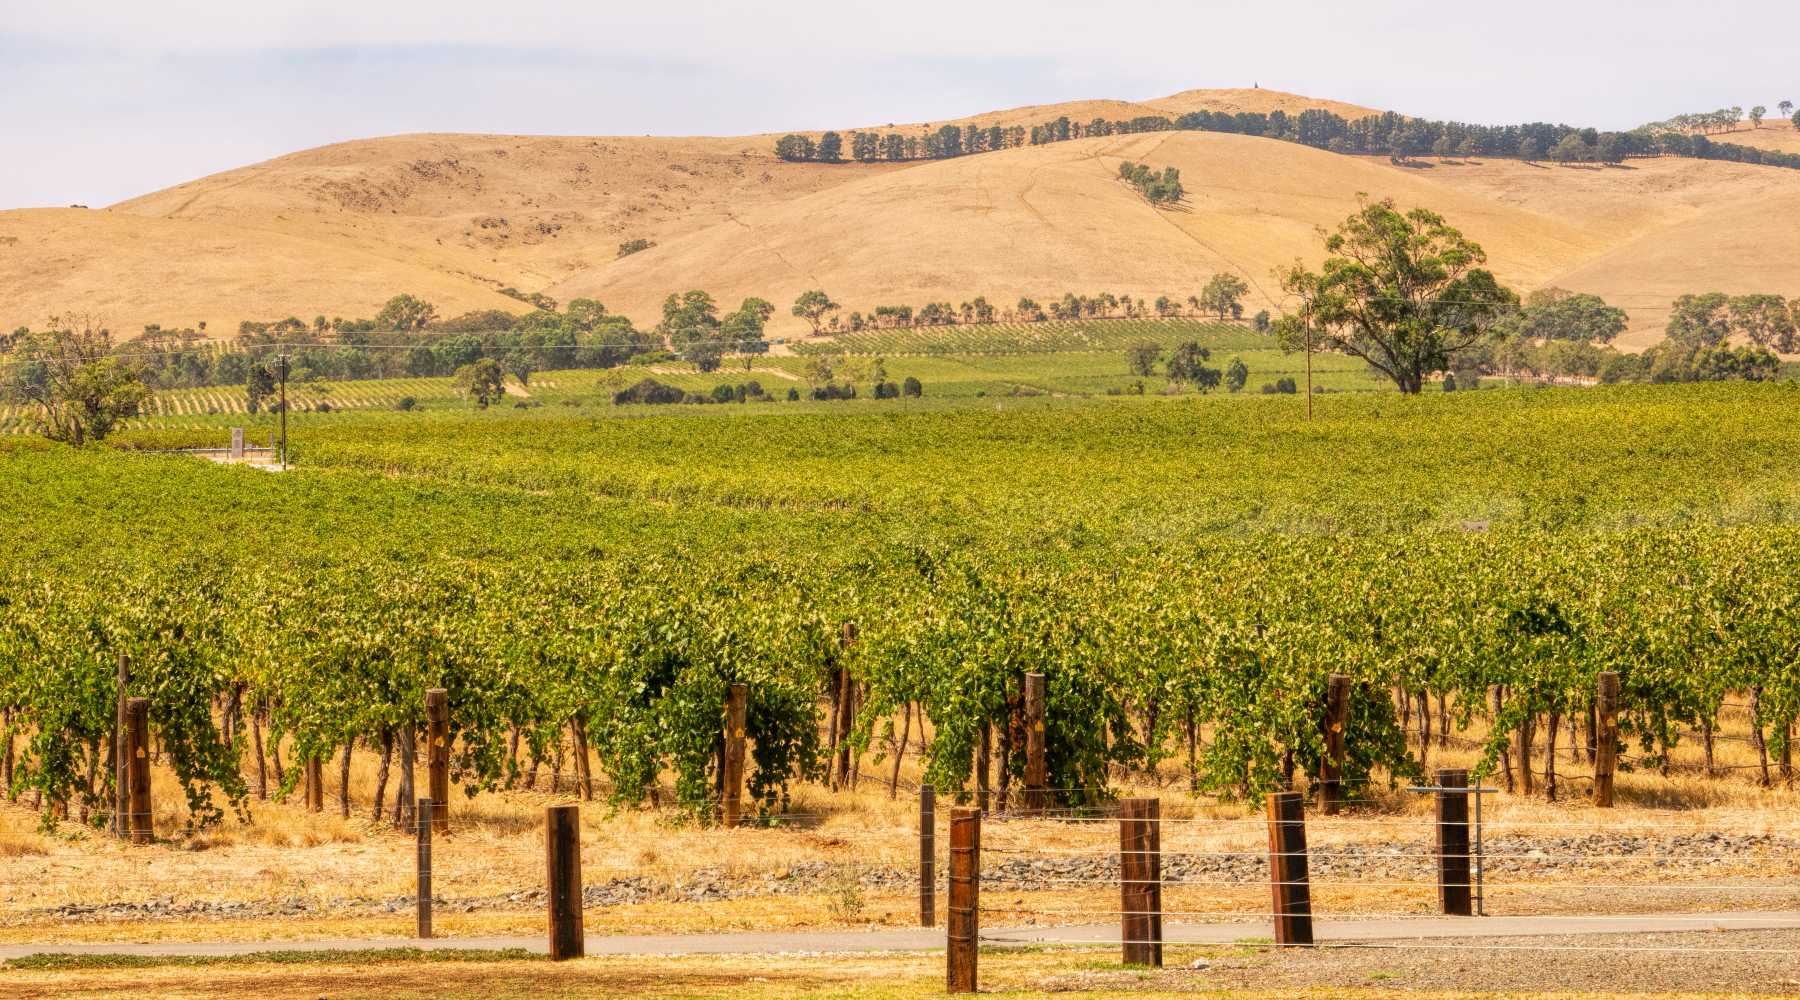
(1033, 927, 1800, 994)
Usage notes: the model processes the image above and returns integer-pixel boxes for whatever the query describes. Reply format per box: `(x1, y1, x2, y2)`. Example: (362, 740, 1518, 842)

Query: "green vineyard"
(2, 381, 1797, 828)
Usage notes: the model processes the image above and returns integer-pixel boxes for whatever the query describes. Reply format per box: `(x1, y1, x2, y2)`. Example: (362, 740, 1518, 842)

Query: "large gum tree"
(1277, 198, 1517, 394)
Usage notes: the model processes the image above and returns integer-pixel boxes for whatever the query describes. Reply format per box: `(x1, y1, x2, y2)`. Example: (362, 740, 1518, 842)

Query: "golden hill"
(3, 88, 1799, 348)
(554, 132, 1800, 348)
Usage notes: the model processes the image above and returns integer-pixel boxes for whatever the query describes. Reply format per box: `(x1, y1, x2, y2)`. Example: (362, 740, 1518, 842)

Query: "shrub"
(394, 396, 417, 411)
(811, 383, 857, 401)
(711, 383, 736, 404)
(902, 376, 923, 397)
(628, 351, 676, 366)
(617, 238, 656, 258)
(613, 378, 685, 405)
(787, 387, 800, 401)
(1261, 377, 1298, 394)
(315, 401, 333, 413)
(873, 381, 900, 399)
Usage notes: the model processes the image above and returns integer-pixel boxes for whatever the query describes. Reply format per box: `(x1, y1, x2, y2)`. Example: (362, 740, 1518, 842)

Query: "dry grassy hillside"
(554, 132, 1800, 344)
(1694, 123, 1800, 156)
(0, 207, 524, 333)
(5, 88, 1800, 343)
(847, 87, 1382, 134)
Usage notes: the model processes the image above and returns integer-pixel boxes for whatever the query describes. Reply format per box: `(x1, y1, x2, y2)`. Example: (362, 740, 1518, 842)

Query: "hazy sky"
(2, 1, 1793, 207)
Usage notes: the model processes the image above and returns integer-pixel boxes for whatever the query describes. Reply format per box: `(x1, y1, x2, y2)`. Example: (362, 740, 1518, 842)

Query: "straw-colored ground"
(2, 700, 1794, 946)
(4, 937, 1798, 999)
(5, 88, 1799, 345)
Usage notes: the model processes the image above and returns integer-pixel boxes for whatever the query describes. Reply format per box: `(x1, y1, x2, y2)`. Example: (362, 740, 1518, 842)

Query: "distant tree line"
(803, 276, 1254, 336)
(97, 295, 662, 393)
(775, 105, 1800, 171)
(1645, 101, 1799, 135)
(1458, 289, 1791, 386)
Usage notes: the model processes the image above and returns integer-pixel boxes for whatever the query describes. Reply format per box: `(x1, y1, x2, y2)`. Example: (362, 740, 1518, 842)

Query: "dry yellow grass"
(7, 88, 1798, 344)
(1, 698, 1793, 947)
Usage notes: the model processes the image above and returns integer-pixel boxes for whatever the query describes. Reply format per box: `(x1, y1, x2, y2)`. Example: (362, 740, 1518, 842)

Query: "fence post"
(546, 803, 584, 960)
(416, 798, 434, 938)
(1265, 791, 1312, 946)
(721, 683, 748, 828)
(1593, 672, 1620, 808)
(1319, 674, 1350, 815)
(1434, 768, 1472, 916)
(946, 806, 980, 993)
(113, 653, 129, 839)
(920, 784, 936, 928)
(1023, 673, 1047, 812)
(125, 697, 151, 844)
(426, 688, 450, 834)
(1120, 797, 1163, 967)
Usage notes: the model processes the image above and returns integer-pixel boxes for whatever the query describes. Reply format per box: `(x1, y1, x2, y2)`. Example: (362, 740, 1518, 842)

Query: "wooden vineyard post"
(426, 688, 450, 834)
(113, 653, 129, 839)
(1024, 673, 1047, 812)
(546, 804, 584, 960)
(416, 798, 434, 938)
(920, 784, 936, 928)
(1319, 673, 1350, 815)
(721, 683, 748, 828)
(1593, 672, 1620, 808)
(1265, 791, 1312, 946)
(946, 806, 980, 993)
(1119, 797, 1163, 967)
(125, 697, 151, 844)
(1434, 769, 1472, 917)
(305, 755, 324, 812)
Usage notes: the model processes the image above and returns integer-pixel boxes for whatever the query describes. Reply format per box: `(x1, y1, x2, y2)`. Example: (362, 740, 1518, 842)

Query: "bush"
(394, 396, 417, 411)
(873, 381, 900, 399)
(787, 387, 800, 401)
(711, 383, 736, 404)
(617, 238, 656, 258)
(613, 378, 686, 405)
(1253, 310, 1272, 333)
(629, 351, 677, 366)
(315, 401, 333, 413)
(1261, 377, 1298, 394)
(902, 376, 923, 397)
(811, 383, 857, 401)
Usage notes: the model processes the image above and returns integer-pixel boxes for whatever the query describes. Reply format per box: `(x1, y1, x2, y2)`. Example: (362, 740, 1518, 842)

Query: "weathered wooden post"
(1119, 797, 1163, 967)
(1435, 769, 1472, 916)
(416, 798, 434, 938)
(1265, 791, 1312, 946)
(426, 688, 450, 834)
(546, 804, 584, 960)
(1319, 674, 1350, 815)
(1023, 673, 1047, 812)
(113, 653, 130, 839)
(125, 697, 152, 844)
(946, 806, 980, 993)
(1593, 672, 1620, 808)
(920, 784, 937, 928)
(721, 683, 748, 828)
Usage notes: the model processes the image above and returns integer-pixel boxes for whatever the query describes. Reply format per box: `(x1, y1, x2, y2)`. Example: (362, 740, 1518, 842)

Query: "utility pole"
(1303, 296, 1314, 421)
(276, 354, 289, 471)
